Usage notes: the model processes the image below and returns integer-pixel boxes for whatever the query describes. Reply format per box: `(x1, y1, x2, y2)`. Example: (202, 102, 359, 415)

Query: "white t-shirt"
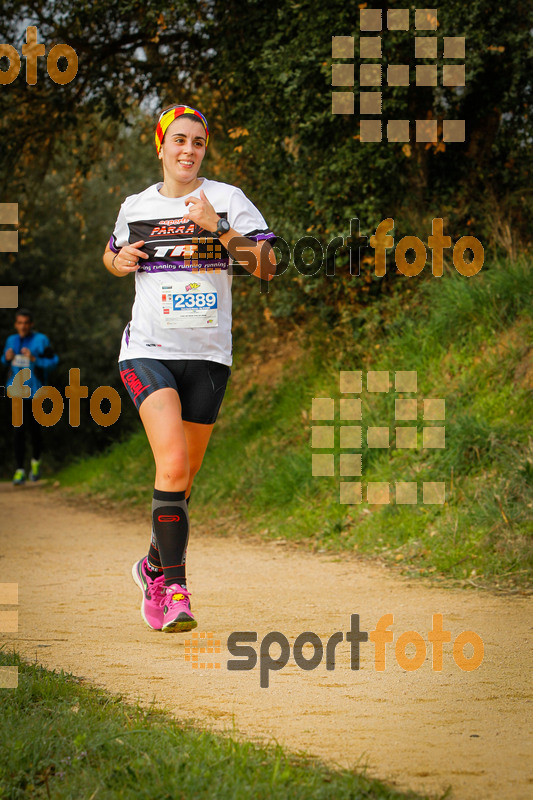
(109, 178, 275, 366)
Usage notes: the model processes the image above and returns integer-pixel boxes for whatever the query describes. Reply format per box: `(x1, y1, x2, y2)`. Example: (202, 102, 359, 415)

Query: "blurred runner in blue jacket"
(1, 308, 59, 484)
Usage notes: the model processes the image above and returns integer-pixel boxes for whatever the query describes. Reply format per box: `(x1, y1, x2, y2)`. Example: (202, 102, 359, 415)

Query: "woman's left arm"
(219, 232, 277, 281)
(185, 190, 277, 281)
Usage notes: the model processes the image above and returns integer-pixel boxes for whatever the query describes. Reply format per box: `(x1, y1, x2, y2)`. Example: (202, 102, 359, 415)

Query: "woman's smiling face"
(159, 116, 207, 182)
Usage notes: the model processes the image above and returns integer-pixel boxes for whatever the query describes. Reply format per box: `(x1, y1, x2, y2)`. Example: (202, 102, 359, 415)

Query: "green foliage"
(202, 0, 533, 246)
(420, 257, 533, 343)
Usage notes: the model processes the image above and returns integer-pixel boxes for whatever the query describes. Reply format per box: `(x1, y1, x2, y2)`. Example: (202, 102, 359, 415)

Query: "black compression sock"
(148, 492, 190, 571)
(147, 526, 163, 571)
(152, 489, 189, 587)
(145, 550, 163, 576)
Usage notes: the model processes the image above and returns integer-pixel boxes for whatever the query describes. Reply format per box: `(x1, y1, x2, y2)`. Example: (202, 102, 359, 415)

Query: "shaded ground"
(1, 483, 531, 799)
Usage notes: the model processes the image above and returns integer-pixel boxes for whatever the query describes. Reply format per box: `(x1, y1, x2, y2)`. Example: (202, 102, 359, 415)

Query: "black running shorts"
(119, 358, 231, 424)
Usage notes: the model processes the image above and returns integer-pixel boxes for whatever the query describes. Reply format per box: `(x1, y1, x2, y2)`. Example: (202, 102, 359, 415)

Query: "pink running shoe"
(161, 584, 197, 633)
(131, 557, 166, 630)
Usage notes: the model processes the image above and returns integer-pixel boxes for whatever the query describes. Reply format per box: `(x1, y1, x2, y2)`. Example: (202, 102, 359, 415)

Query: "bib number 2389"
(160, 282, 218, 328)
(173, 292, 216, 310)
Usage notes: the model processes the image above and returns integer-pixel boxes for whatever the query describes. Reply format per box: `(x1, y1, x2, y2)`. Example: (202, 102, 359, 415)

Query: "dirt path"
(1, 483, 531, 799)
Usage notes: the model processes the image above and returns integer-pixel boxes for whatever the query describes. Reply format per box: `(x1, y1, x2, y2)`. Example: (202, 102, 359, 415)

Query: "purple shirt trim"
(246, 232, 276, 242)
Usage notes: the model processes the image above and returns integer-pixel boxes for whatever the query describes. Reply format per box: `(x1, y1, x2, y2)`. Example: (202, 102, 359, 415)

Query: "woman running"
(103, 104, 276, 632)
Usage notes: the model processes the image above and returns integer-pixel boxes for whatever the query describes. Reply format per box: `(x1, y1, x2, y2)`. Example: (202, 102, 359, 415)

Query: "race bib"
(160, 277, 218, 329)
(12, 354, 31, 367)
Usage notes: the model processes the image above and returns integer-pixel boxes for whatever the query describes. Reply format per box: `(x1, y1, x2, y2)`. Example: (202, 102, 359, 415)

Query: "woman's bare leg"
(139, 387, 189, 491)
(139, 391, 215, 494)
(183, 419, 215, 498)
(138, 389, 215, 590)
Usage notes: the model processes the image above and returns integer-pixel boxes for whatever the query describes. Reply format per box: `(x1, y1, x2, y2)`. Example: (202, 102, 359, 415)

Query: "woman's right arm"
(103, 240, 148, 277)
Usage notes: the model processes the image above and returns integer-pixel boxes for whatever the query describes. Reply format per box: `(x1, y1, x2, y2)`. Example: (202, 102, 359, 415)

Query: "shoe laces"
(147, 570, 167, 600)
(160, 583, 191, 609)
(152, 575, 166, 597)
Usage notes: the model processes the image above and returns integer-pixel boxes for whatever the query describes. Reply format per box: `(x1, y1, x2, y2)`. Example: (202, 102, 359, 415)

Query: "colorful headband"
(155, 105, 209, 153)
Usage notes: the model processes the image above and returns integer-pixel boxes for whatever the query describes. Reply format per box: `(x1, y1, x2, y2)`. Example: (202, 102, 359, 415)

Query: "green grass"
(0, 651, 433, 800)
(54, 256, 533, 590)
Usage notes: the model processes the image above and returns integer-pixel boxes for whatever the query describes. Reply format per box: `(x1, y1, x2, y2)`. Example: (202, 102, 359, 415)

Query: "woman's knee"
(155, 451, 190, 485)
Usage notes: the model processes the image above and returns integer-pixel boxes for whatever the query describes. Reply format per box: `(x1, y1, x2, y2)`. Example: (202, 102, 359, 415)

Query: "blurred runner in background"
(2, 308, 59, 485)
